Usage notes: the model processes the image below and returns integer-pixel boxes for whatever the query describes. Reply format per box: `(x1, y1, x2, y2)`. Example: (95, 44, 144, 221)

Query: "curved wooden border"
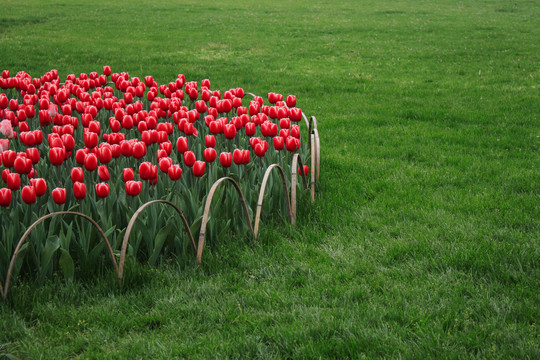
(253, 164, 292, 238)
(118, 200, 195, 284)
(197, 177, 253, 264)
(310, 133, 316, 202)
(291, 154, 309, 225)
(3, 211, 117, 300)
(309, 116, 318, 131)
(312, 128, 321, 182)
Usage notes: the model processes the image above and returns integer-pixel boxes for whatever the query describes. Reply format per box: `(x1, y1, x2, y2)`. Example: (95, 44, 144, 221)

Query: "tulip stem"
(56, 166, 61, 187)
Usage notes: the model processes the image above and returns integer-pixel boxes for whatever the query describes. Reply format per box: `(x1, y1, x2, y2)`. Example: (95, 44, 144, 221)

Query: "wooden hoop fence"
(2, 211, 118, 300)
(196, 177, 254, 264)
(118, 200, 196, 285)
(253, 164, 292, 238)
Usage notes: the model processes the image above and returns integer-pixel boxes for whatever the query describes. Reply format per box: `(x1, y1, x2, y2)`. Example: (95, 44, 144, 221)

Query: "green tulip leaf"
(148, 223, 173, 266)
(58, 248, 75, 282)
(40, 236, 60, 277)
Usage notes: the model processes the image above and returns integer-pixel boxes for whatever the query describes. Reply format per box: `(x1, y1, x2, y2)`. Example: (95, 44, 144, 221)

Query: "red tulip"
(26, 147, 40, 164)
(249, 137, 261, 149)
(184, 151, 196, 167)
(84, 153, 98, 171)
(21, 185, 36, 204)
(0, 188, 12, 207)
(159, 157, 173, 173)
(268, 92, 282, 104)
(192, 161, 206, 177)
(209, 120, 223, 135)
(132, 141, 147, 159)
(123, 168, 134, 182)
(286, 95, 296, 108)
(125, 180, 142, 196)
(291, 124, 300, 139)
(6, 173, 20, 190)
(242, 149, 250, 164)
(249, 102, 259, 116)
(176, 136, 189, 154)
(30, 178, 47, 197)
(279, 118, 290, 129)
(273, 136, 284, 151)
(167, 165, 182, 181)
(196, 100, 207, 113)
(109, 118, 121, 132)
(139, 162, 155, 180)
(298, 165, 309, 176)
(219, 152, 232, 168)
(111, 144, 121, 158)
(75, 149, 87, 165)
(88, 120, 101, 134)
(98, 145, 113, 164)
(289, 107, 302, 122)
(144, 76, 153, 87)
(120, 141, 133, 157)
(103, 66, 111, 76)
(223, 123, 236, 139)
(245, 122, 256, 136)
(95, 183, 110, 198)
(52, 187, 66, 205)
(156, 149, 168, 161)
(286, 137, 298, 152)
(237, 106, 247, 116)
(254, 143, 266, 157)
(1, 169, 9, 183)
(2, 150, 16, 168)
(71, 167, 84, 183)
(233, 149, 243, 165)
(204, 148, 217, 163)
(205, 135, 216, 148)
(73, 182, 87, 200)
(201, 89, 211, 102)
(14, 156, 32, 174)
(98, 165, 110, 181)
(84, 132, 98, 148)
(33, 130, 43, 145)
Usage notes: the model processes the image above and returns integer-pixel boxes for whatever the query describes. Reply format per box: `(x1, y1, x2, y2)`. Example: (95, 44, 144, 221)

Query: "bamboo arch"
(197, 177, 254, 264)
(118, 200, 195, 285)
(312, 127, 321, 182)
(2, 211, 117, 300)
(291, 153, 309, 225)
(253, 164, 292, 238)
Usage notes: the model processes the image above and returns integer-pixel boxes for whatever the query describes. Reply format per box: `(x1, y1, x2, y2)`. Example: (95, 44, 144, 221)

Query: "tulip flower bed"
(0, 67, 320, 299)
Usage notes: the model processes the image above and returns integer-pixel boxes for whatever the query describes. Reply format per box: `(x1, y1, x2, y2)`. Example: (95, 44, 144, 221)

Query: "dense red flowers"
(0, 68, 310, 216)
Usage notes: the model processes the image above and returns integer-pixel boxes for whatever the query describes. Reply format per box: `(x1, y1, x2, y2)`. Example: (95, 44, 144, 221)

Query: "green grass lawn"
(1, 0, 539, 358)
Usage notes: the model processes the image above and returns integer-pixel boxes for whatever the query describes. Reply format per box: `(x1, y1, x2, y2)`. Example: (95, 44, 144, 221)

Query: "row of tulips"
(0, 67, 313, 284)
